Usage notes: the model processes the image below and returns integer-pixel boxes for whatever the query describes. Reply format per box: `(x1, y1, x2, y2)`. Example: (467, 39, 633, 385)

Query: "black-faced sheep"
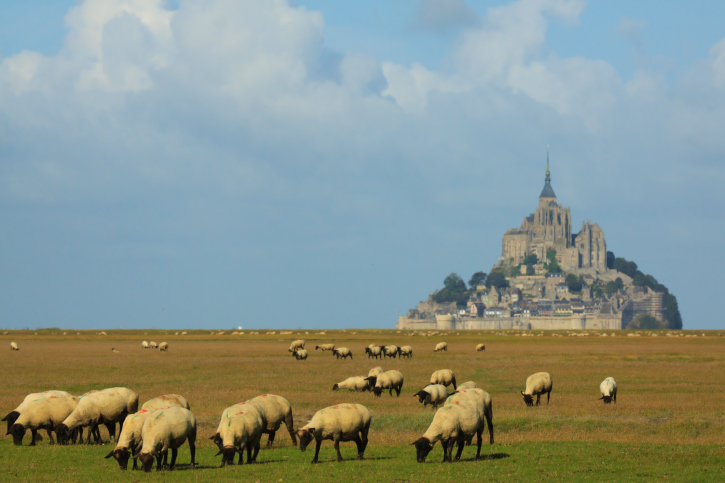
(216, 410, 264, 466)
(446, 388, 494, 445)
(332, 347, 352, 360)
(412, 399, 483, 463)
(159, 342, 169, 351)
(297, 403, 371, 464)
(365, 346, 382, 359)
(430, 369, 457, 390)
(3, 391, 74, 436)
(293, 349, 308, 360)
(332, 377, 371, 392)
(56, 387, 139, 445)
(315, 343, 335, 352)
(246, 394, 297, 447)
(399, 346, 413, 359)
(475, 343, 485, 352)
(366, 370, 404, 397)
(434, 342, 448, 352)
(599, 377, 617, 404)
(134, 407, 197, 472)
(10, 342, 19, 351)
(521, 372, 553, 407)
(10, 396, 79, 445)
(382, 345, 398, 358)
(413, 384, 449, 408)
(289, 340, 306, 352)
(105, 409, 156, 470)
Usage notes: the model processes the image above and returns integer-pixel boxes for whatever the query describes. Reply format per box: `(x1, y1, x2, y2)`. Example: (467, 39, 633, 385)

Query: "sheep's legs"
(154, 453, 163, 471)
(536, 394, 541, 406)
(189, 436, 197, 469)
(441, 440, 449, 462)
(395, 387, 401, 397)
(353, 436, 365, 460)
(267, 431, 276, 447)
(251, 443, 260, 463)
(311, 439, 322, 464)
(475, 428, 483, 459)
(29, 429, 38, 446)
(46, 429, 55, 444)
(547, 391, 551, 405)
(169, 447, 177, 470)
(454, 439, 465, 461)
(334, 440, 343, 462)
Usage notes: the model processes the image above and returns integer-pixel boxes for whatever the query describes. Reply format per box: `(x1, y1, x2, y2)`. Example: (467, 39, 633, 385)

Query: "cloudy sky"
(1, 0, 724, 330)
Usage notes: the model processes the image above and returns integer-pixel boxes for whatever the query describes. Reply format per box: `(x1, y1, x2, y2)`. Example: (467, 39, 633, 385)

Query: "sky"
(1, 0, 724, 330)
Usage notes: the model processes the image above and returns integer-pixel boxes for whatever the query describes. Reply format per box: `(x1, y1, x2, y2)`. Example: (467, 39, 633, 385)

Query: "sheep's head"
(137, 452, 156, 473)
(365, 376, 377, 388)
(105, 447, 131, 470)
(55, 424, 71, 444)
(364, 348, 371, 354)
(332, 384, 340, 391)
(3, 411, 20, 435)
(600, 395, 612, 404)
(297, 429, 314, 451)
(521, 391, 534, 407)
(373, 386, 383, 397)
(209, 433, 223, 450)
(9, 424, 25, 445)
(215, 446, 237, 467)
(412, 437, 433, 463)
(413, 390, 428, 404)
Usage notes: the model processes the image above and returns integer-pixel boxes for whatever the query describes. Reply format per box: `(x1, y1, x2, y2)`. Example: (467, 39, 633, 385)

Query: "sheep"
(365, 346, 382, 359)
(446, 388, 494, 445)
(9, 396, 79, 445)
(366, 370, 404, 397)
(399, 346, 413, 359)
(476, 343, 485, 352)
(142, 395, 190, 412)
(367, 343, 379, 349)
(297, 403, 371, 464)
(413, 384, 450, 408)
(105, 409, 156, 470)
(211, 404, 253, 454)
(289, 339, 306, 352)
(149, 341, 158, 349)
(521, 372, 553, 407)
(56, 387, 139, 445)
(332, 377, 371, 392)
(111, 348, 120, 353)
(382, 345, 398, 358)
(246, 394, 297, 447)
(315, 343, 335, 352)
(134, 407, 197, 472)
(332, 347, 353, 360)
(3, 390, 75, 436)
(430, 369, 457, 390)
(412, 399, 484, 463)
(293, 349, 308, 360)
(364, 367, 384, 389)
(599, 377, 618, 404)
(457, 381, 478, 390)
(159, 342, 168, 351)
(10, 342, 19, 351)
(434, 342, 448, 352)
(216, 409, 264, 466)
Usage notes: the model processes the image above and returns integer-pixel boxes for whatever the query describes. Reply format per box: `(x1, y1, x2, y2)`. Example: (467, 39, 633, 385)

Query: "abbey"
(502, 158, 606, 272)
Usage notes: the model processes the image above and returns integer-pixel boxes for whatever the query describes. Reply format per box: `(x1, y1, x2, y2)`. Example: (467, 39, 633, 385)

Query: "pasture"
(1, 329, 724, 482)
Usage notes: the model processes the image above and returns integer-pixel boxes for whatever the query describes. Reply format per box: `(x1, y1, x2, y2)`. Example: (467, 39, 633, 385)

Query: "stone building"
(502, 156, 607, 272)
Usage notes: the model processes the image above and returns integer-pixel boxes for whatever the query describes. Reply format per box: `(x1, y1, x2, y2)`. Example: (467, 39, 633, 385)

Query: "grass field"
(1, 329, 724, 482)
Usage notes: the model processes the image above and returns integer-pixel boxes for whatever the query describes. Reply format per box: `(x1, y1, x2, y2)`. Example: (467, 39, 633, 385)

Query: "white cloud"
(414, 0, 479, 34)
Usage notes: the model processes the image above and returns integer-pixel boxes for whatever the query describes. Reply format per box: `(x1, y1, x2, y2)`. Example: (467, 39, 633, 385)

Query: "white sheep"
(382, 345, 399, 358)
(368, 367, 384, 378)
(332, 376, 371, 392)
(457, 381, 478, 390)
(216, 408, 264, 466)
(399, 346, 413, 359)
(315, 343, 335, 352)
(413, 384, 449, 408)
(297, 403, 371, 464)
(434, 342, 448, 352)
(475, 343, 485, 352)
(9, 395, 79, 445)
(3, 390, 75, 437)
(599, 377, 617, 404)
(135, 407, 197, 472)
(211, 404, 253, 452)
(446, 387, 494, 446)
(293, 349, 308, 360)
(159, 342, 168, 351)
(332, 347, 353, 360)
(105, 408, 156, 470)
(142, 395, 190, 411)
(56, 387, 139, 444)
(412, 399, 484, 462)
(367, 370, 404, 397)
(365, 346, 382, 359)
(289, 339, 306, 352)
(149, 341, 158, 349)
(141, 341, 149, 349)
(430, 369, 457, 390)
(10, 342, 19, 351)
(521, 372, 553, 407)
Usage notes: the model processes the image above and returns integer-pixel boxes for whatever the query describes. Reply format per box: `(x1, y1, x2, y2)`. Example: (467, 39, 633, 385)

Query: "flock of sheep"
(2, 337, 620, 471)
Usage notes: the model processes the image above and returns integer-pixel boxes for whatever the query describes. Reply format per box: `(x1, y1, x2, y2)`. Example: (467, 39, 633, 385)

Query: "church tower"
(538, 149, 557, 206)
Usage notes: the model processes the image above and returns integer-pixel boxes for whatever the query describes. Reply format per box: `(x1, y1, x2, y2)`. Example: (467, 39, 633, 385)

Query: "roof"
(540, 181, 556, 199)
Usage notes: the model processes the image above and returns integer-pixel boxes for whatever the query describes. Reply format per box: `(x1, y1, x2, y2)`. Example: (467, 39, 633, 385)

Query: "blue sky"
(1, 0, 724, 329)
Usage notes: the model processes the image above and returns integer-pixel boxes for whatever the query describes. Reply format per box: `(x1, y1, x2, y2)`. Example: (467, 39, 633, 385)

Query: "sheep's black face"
(365, 348, 370, 354)
(366, 376, 377, 388)
(373, 387, 383, 397)
(602, 396, 612, 404)
(210, 433, 223, 450)
(414, 391, 427, 404)
(221, 446, 236, 466)
(3, 411, 20, 435)
(332, 384, 340, 391)
(10, 424, 25, 445)
(523, 394, 534, 407)
(138, 453, 155, 473)
(55, 424, 70, 444)
(298, 430, 314, 452)
(106, 448, 130, 470)
(412, 438, 433, 463)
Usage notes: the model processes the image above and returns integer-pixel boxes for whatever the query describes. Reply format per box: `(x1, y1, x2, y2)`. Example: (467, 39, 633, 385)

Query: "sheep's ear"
(104, 450, 115, 459)
(209, 435, 217, 440)
(306, 428, 315, 434)
(520, 391, 525, 396)
(411, 438, 423, 445)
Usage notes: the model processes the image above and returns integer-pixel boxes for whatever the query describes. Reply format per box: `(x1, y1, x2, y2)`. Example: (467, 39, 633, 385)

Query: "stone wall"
(397, 313, 622, 330)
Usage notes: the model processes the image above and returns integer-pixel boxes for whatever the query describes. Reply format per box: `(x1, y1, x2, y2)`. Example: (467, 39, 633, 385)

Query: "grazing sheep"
(134, 407, 197, 472)
(521, 372, 553, 407)
(56, 387, 139, 445)
(142, 395, 190, 412)
(365, 346, 382, 359)
(430, 369, 457, 390)
(412, 399, 484, 463)
(413, 384, 449, 408)
(382, 345, 398, 358)
(289, 340, 306, 352)
(3, 390, 75, 436)
(368, 344, 379, 349)
(457, 381, 478, 390)
(293, 349, 308, 360)
(365, 367, 384, 389)
(367, 370, 404, 397)
(476, 344, 485, 352)
(159, 342, 168, 351)
(297, 403, 371, 464)
(434, 342, 448, 352)
(399, 346, 413, 359)
(105, 409, 155, 470)
(111, 348, 120, 353)
(181, 332, 187, 335)
(332, 347, 353, 360)
(246, 394, 297, 447)
(216, 409, 264, 466)
(10, 396, 79, 445)
(10, 342, 19, 351)
(211, 405, 253, 452)
(100, 331, 107, 336)
(141, 341, 149, 349)
(332, 377, 371, 392)
(446, 388, 494, 445)
(149, 341, 158, 349)
(315, 343, 335, 352)
(599, 377, 618, 404)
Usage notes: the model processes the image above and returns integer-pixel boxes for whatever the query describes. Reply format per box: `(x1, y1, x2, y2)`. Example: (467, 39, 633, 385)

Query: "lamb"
(365, 346, 382, 359)
(476, 343, 486, 352)
(159, 342, 168, 351)
(3, 390, 75, 435)
(366, 370, 404, 397)
(599, 377, 617, 404)
(382, 345, 398, 358)
(457, 381, 478, 390)
(521, 372, 553, 407)
(412, 399, 484, 463)
(446, 388, 494, 445)
(434, 342, 448, 352)
(289, 339, 306, 352)
(293, 349, 308, 360)
(216, 409, 264, 466)
(105, 409, 155, 470)
(246, 394, 297, 447)
(142, 395, 190, 412)
(56, 387, 139, 445)
(332, 347, 353, 360)
(332, 377, 371, 392)
(149, 341, 158, 349)
(9, 396, 79, 445)
(315, 343, 335, 352)
(413, 384, 449, 408)
(399, 346, 413, 359)
(297, 403, 371, 464)
(430, 369, 457, 390)
(134, 407, 197, 472)
(10, 342, 19, 351)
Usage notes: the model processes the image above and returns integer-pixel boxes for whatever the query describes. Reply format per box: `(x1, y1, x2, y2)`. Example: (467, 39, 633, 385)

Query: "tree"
(546, 247, 557, 263)
(523, 253, 538, 266)
(526, 265, 535, 276)
(633, 272, 647, 287)
(615, 277, 624, 290)
(606, 251, 615, 269)
(510, 265, 521, 277)
(468, 271, 487, 289)
(486, 271, 509, 290)
(565, 274, 583, 293)
(631, 314, 659, 330)
(664, 293, 683, 330)
(443, 273, 466, 293)
(605, 281, 619, 295)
